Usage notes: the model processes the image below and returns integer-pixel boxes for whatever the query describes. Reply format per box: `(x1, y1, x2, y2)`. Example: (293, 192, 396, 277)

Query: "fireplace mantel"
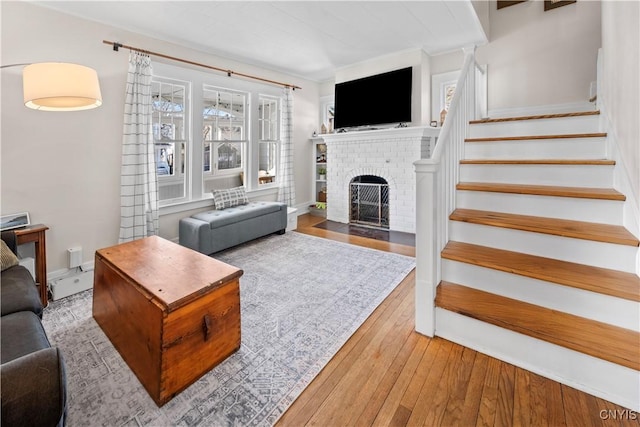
(320, 125, 440, 144)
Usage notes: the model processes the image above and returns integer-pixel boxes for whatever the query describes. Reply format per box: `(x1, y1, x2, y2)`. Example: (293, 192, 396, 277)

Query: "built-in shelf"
(311, 139, 328, 206)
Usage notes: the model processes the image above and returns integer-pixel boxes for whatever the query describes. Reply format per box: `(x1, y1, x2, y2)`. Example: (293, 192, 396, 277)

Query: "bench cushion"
(192, 202, 283, 230)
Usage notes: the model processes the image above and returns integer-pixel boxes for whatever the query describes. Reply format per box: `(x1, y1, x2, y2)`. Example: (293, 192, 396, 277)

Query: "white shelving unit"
(310, 137, 327, 214)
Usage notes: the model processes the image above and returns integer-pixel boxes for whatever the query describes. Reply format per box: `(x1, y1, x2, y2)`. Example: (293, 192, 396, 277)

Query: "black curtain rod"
(103, 40, 301, 90)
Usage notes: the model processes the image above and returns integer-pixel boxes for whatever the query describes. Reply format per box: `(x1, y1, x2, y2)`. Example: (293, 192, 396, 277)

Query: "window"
(257, 95, 280, 185)
(203, 86, 247, 176)
(151, 78, 190, 203)
(151, 62, 284, 211)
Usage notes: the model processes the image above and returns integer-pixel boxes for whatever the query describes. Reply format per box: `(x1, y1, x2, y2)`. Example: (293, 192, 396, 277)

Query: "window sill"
(158, 185, 279, 217)
(159, 197, 214, 216)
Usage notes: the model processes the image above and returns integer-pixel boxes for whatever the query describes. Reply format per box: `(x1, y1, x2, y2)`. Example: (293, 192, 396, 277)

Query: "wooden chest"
(92, 236, 242, 406)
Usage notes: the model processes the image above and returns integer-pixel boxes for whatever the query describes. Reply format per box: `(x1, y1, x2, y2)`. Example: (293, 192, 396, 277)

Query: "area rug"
(41, 232, 415, 426)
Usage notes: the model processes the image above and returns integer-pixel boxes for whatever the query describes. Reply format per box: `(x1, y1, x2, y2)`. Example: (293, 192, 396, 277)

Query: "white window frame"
(152, 62, 283, 216)
(203, 85, 248, 178)
(151, 76, 191, 206)
(256, 94, 281, 187)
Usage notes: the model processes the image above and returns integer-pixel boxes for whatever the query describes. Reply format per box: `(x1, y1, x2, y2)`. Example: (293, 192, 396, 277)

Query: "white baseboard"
(296, 200, 313, 215)
(488, 101, 596, 118)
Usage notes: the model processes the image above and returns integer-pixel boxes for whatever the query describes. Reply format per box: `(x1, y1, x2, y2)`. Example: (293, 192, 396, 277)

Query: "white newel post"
(414, 159, 440, 337)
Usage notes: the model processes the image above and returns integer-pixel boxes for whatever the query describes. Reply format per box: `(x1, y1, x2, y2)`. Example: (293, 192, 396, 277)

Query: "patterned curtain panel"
(118, 52, 158, 242)
(277, 87, 296, 206)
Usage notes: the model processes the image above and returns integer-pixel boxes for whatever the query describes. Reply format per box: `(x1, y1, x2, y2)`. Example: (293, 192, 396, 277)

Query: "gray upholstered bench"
(179, 201, 288, 255)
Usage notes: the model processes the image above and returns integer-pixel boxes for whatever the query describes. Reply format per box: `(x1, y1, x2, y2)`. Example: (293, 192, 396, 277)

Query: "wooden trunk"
(92, 236, 242, 406)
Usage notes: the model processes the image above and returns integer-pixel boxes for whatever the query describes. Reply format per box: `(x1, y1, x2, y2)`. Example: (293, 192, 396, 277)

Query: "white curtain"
(277, 87, 296, 206)
(118, 52, 158, 242)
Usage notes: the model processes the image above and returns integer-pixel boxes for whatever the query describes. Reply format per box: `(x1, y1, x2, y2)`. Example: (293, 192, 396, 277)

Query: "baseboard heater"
(50, 270, 94, 301)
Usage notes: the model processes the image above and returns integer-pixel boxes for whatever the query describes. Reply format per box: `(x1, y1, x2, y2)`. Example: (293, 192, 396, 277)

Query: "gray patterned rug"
(42, 232, 415, 426)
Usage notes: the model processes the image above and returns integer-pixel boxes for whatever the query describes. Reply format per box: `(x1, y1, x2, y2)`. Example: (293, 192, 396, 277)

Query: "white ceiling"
(36, 1, 487, 82)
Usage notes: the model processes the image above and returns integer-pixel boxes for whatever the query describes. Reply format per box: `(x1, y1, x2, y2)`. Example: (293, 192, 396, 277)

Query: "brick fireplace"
(320, 126, 439, 233)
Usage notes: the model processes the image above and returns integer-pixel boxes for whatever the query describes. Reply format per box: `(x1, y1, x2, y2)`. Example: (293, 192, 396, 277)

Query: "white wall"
(431, 0, 601, 114)
(601, 0, 639, 210)
(482, 0, 600, 112)
(0, 2, 318, 274)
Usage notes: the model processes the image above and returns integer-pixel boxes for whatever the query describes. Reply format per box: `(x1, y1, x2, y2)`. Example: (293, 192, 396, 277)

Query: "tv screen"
(334, 67, 412, 130)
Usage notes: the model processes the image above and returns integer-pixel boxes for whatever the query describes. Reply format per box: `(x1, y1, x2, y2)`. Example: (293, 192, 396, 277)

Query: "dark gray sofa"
(1, 231, 67, 427)
(179, 201, 288, 254)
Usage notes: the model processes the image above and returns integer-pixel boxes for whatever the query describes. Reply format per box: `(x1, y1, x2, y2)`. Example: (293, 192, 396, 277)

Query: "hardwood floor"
(277, 213, 639, 427)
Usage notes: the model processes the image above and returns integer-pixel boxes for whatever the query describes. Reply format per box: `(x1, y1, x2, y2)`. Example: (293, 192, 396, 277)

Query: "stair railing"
(414, 46, 483, 336)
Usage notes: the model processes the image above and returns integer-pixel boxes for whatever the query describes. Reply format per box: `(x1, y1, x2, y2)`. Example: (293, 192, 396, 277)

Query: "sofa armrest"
(1, 347, 67, 427)
(179, 217, 211, 253)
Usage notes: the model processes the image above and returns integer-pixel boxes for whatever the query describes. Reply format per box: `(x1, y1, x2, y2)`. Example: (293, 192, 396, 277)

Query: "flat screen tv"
(334, 66, 412, 130)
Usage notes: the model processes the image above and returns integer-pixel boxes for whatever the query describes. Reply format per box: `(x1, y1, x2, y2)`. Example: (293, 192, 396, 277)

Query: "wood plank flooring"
(277, 213, 640, 427)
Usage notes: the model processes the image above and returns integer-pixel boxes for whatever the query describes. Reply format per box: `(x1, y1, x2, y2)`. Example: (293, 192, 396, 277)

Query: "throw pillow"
(212, 186, 249, 210)
(1, 239, 19, 271)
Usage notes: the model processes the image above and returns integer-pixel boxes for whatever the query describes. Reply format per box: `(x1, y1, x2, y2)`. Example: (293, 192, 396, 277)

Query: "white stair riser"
(468, 115, 601, 138)
(435, 309, 640, 412)
(449, 221, 637, 273)
(460, 164, 613, 188)
(459, 164, 613, 188)
(465, 138, 606, 160)
(442, 260, 639, 331)
(456, 191, 623, 225)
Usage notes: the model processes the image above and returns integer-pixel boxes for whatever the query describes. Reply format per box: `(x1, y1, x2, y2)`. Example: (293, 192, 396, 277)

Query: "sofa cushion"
(192, 202, 283, 230)
(1, 311, 51, 364)
(211, 186, 249, 210)
(1, 265, 43, 318)
(1, 240, 19, 272)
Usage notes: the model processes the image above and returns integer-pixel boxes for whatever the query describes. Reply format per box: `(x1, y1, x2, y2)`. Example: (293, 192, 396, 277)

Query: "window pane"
(217, 142, 242, 170)
(203, 86, 247, 175)
(258, 95, 280, 185)
(151, 77, 189, 202)
(258, 141, 277, 185)
(203, 143, 211, 173)
(218, 125, 243, 141)
(259, 97, 278, 141)
(155, 143, 174, 175)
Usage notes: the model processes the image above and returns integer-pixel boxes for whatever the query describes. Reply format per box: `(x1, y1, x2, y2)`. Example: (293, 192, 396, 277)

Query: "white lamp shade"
(23, 62, 102, 111)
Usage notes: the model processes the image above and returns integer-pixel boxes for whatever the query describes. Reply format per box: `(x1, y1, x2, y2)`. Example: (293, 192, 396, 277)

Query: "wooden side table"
(14, 224, 49, 307)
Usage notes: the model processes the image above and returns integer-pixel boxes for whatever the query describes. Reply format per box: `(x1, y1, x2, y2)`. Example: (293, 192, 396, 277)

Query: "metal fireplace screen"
(350, 182, 390, 229)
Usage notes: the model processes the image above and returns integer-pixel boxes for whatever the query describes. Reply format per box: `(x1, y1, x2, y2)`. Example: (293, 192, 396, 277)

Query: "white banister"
(413, 46, 482, 336)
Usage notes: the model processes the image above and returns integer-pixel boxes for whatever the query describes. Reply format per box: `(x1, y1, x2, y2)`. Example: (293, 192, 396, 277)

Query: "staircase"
(433, 110, 640, 409)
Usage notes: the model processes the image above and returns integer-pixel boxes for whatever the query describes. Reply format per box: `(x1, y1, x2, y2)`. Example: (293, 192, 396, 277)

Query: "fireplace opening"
(349, 175, 389, 229)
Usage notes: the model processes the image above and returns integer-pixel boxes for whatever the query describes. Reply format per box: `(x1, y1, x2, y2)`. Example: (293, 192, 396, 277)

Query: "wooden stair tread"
(442, 241, 640, 302)
(465, 133, 606, 142)
(449, 208, 639, 247)
(456, 182, 626, 201)
(469, 110, 600, 124)
(460, 159, 615, 165)
(435, 282, 640, 371)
